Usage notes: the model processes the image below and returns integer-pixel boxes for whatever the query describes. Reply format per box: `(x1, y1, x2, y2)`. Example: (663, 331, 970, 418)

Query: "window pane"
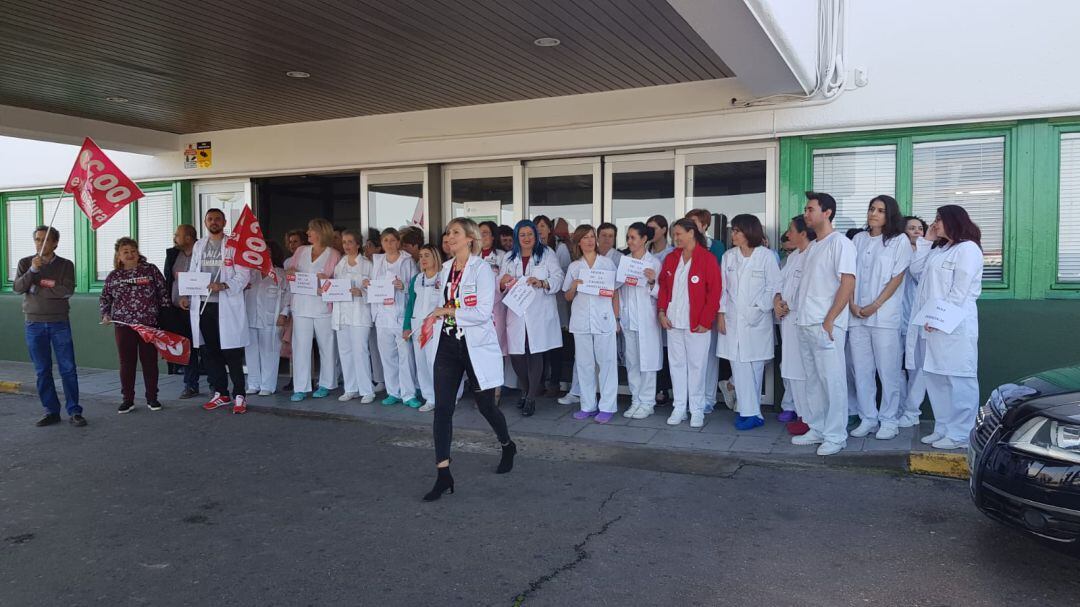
(812, 145, 896, 232)
(96, 210, 132, 280)
(198, 190, 246, 235)
(1060, 134, 1080, 282)
(368, 182, 422, 232)
(688, 160, 767, 246)
(611, 170, 674, 248)
(6, 199, 38, 279)
(450, 176, 514, 226)
(528, 174, 593, 231)
(912, 137, 1005, 281)
(41, 196, 76, 264)
(138, 190, 174, 272)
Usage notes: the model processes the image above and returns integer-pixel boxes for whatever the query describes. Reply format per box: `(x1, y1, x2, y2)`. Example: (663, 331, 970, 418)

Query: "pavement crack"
(598, 487, 625, 514)
(720, 461, 747, 479)
(511, 513, 624, 606)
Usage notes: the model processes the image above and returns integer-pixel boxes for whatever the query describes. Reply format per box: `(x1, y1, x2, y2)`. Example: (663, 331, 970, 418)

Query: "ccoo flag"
(64, 138, 144, 230)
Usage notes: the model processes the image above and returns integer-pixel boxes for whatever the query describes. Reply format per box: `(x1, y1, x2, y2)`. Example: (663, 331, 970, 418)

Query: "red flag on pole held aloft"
(131, 324, 191, 365)
(224, 205, 272, 278)
(64, 138, 144, 230)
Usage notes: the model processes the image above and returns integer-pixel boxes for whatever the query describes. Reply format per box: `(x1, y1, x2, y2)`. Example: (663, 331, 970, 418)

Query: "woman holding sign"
(500, 220, 564, 417)
(368, 228, 419, 407)
(656, 219, 722, 428)
(285, 219, 342, 402)
(403, 244, 444, 411)
(563, 225, 620, 423)
(331, 230, 376, 404)
(243, 241, 287, 396)
(422, 217, 515, 501)
(906, 205, 983, 450)
(618, 222, 663, 419)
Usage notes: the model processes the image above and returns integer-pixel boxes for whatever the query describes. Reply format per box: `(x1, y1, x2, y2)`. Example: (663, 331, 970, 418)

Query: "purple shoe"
(777, 410, 798, 423)
(594, 412, 615, 424)
(573, 410, 597, 421)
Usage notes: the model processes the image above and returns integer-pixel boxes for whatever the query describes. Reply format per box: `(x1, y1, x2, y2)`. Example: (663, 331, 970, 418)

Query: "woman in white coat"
(332, 230, 376, 404)
(368, 228, 418, 406)
(244, 241, 287, 396)
(619, 222, 663, 419)
(403, 244, 444, 410)
(716, 214, 781, 430)
(500, 220, 564, 417)
(773, 216, 815, 428)
(285, 219, 342, 402)
(848, 196, 913, 440)
(479, 221, 516, 396)
(563, 225, 621, 424)
(899, 215, 928, 427)
(421, 218, 516, 502)
(906, 205, 983, 450)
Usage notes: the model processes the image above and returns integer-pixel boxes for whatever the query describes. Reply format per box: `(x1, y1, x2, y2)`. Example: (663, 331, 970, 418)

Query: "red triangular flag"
(65, 138, 144, 230)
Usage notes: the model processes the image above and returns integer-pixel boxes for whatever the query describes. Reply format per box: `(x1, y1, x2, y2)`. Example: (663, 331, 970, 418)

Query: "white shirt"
(668, 255, 693, 330)
(851, 231, 913, 329)
(563, 255, 617, 334)
(795, 231, 857, 330)
(618, 251, 661, 332)
(292, 246, 334, 318)
(371, 253, 417, 329)
(245, 268, 286, 329)
(332, 255, 373, 328)
(603, 248, 623, 268)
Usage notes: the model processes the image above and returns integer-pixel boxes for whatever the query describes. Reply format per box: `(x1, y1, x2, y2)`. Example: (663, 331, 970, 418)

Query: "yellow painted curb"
(0, 380, 23, 394)
(909, 451, 969, 480)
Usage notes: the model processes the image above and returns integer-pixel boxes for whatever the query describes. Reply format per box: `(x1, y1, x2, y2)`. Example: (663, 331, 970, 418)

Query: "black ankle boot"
(520, 399, 535, 417)
(517, 396, 527, 409)
(496, 441, 517, 474)
(423, 466, 455, 501)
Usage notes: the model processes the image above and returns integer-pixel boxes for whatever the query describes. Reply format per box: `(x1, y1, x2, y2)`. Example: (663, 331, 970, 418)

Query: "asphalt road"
(1, 392, 1077, 607)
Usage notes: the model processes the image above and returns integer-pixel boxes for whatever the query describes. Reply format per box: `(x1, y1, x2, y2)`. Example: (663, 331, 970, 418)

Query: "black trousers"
(433, 333, 510, 463)
(199, 303, 246, 398)
(510, 337, 544, 400)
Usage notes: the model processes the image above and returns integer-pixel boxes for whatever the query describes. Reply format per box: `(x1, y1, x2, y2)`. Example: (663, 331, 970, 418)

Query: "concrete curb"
(908, 451, 969, 480)
(0, 380, 24, 394)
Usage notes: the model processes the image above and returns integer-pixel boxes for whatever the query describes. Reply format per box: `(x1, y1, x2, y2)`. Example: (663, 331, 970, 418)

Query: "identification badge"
(690, 275, 700, 284)
(383, 298, 395, 306)
(942, 261, 956, 270)
(39, 279, 56, 288)
(752, 270, 765, 277)
(462, 284, 478, 307)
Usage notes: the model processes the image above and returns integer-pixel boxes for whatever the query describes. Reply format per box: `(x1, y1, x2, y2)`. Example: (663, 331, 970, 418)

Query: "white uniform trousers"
(700, 329, 720, 410)
(783, 377, 809, 416)
(731, 360, 766, 419)
(623, 329, 657, 407)
(411, 335, 435, 403)
(849, 325, 905, 428)
(667, 329, 711, 416)
(924, 371, 979, 443)
(846, 338, 858, 416)
(376, 327, 416, 400)
(337, 325, 374, 397)
(369, 330, 384, 384)
(574, 332, 618, 413)
(780, 378, 796, 412)
(901, 334, 927, 423)
(797, 325, 849, 446)
(292, 316, 337, 393)
(245, 326, 282, 393)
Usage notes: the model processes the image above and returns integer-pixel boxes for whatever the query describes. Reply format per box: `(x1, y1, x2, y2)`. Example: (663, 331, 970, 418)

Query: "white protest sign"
(320, 278, 352, 303)
(577, 268, 615, 297)
(912, 298, 965, 334)
(289, 272, 318, 296)
(366, 278, 395, 305)
(177, 271, 211, 297)
(503, 280, 536, 316)
(616, 256, 646, 287)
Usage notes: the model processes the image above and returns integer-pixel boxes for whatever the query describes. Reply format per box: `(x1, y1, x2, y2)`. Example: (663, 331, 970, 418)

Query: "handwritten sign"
(912, 298, 964, 334)
(616, 256, 646, 287)
(503, 279, 536, 316)
(320, 278, 352, 303)
(289, 272, 318, 296)
(177, 271, 211, 297)
(366, 278, 395, 305)
(578, 268, 615, 297)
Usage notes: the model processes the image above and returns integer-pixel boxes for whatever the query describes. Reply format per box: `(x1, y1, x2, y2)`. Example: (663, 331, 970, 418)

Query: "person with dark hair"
(363, 228, 382, 261)
(332, 226, 346, 254)
(596, 222, 623, 267)
(620, 222, 663, 419)
(243, 241, 288, 397)
(368, 227, 418, 407)
(715, 214, 780, 430)
(656, 218, 722, 428)
(533, 215, 557, 249)
(16, 226, 82, 427)
(284, 229, 308, 256)
(478, 220, 513, 397)
(774, 216, 815, 432)
(497, 225, 514, 252)
(100, 237, 169, 414)
(685, 208, 727, 414)
(907, 205, 983, 450)
(847, 195, 913, 440)
(163, 224, 200, 398)
(646, 214, 674, 259)
(332, 229, 376, 404)
(792, 192, 857, 456)
(500, 220, 564, 416)
(898, 215, 929, 427)
(400, 226, 425, 263)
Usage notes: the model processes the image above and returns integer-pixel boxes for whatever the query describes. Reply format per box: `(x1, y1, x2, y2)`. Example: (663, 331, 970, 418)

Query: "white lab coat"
(850, 232, 913, 329)
(369, 253, 417, 329)
(563, 255, 618, 335)
(777, 246, 810, 380)
(424, 256, 504, 391)
(188, 236, 251, 350)
(617, 251, 663, 372)
(244, 268, 287, 329)
(331, 255, 374, 330)
(716, 247, 781, 362)
(905, 239, 983, 377)
(501, 251, 565, 354)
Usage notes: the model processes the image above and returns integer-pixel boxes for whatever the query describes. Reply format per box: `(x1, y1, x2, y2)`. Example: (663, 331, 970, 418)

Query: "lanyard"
(446, 266, 465, 304)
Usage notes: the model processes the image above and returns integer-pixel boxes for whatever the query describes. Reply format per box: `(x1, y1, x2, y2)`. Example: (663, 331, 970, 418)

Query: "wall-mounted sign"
(184, 141, 213, 169)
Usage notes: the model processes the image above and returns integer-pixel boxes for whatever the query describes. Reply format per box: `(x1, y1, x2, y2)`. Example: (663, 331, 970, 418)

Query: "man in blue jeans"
(13, 225, 83, 427)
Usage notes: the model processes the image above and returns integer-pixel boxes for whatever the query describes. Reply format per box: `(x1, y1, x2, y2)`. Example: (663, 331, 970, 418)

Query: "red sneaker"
(232, 395, 247, 415)
(202, 392, 231, 411)
(787, 418, 810, 436)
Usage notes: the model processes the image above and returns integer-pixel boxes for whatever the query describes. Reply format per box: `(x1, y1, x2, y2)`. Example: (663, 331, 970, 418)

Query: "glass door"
(193, 179, 251, 237)
(525, 158, 601, 231)
(442, 162, 522, 227)
(361, 167, 427, 234)
(603, 152, 676, 249)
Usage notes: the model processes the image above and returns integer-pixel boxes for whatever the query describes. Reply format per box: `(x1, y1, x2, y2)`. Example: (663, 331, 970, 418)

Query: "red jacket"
(656, 245, 722, 330)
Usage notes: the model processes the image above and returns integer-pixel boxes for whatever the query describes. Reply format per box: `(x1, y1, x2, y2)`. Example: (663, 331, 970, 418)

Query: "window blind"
(6, 199, 38, 279)
(96, 210, 131, 280)
(1059, 134, 1080, 282)
(812, 145, 897, 232)
(41, 197, 76, 264)
(912, 137, 1005, 281)
(138, 191, 174, 272)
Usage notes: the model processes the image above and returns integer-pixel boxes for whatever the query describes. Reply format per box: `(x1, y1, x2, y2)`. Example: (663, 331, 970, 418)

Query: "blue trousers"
(25, 321, 80, 416)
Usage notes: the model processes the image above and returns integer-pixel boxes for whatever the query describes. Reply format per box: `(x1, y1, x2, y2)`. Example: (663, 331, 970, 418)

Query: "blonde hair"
(307, 218, 335, 247)
(447, 218, 482, 255)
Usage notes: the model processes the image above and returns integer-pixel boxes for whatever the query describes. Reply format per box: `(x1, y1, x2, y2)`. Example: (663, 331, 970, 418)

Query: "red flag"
(225, 205, 272, 277)
(419, 315, 437, 348)
(64, 138, 144, 229)
(131, 324, 191, 365)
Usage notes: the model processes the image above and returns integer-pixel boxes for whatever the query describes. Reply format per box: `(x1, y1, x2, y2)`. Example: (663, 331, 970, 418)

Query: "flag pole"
(36, 190, 68, 258)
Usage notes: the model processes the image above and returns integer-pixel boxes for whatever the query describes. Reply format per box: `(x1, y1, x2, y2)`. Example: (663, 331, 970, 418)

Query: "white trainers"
(718, 381, 737, 411)
(850, 419, 879, 438)
(258, 390, 272, 396)
(792, 430, 824, 446)
(246, 388, 261, 395)
(418, 401, 435, 412)
(359, 394, 376, 404)
(667, 411, 687, 426)
(817, 441, 845, 456)
(897, 413, 921, 428)
(623, 404, 640, 419)
(920, 431, 945, 445)
(689, 411, 704, 428)
(373, 382, 386, 392)
(632, 405, 654, 420)
(558, 394, 580, 406)
(875, 424, 899, 440)
(931, 437, 967, 450)
(338, 392, 359, 402)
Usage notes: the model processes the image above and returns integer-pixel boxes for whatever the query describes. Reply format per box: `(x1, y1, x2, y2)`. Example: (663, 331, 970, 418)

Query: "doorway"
(253, 173, 360, 248)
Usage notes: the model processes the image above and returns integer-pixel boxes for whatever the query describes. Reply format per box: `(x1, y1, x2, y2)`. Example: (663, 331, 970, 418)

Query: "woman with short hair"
(332, 229, 377, 404)
(368, 227, 419, 406)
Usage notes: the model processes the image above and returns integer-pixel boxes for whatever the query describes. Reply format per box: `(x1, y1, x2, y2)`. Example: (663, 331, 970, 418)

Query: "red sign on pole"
(225, 205, 272, 277)
(64, 138, 144, 229)
(131, 324, 191, 365)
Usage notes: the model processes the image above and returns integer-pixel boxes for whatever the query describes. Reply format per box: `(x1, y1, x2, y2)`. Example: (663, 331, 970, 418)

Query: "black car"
(969, 364, 1080, 544)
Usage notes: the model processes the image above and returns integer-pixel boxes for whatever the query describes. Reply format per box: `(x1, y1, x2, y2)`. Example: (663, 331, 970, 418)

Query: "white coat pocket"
(818, 325, 836, 350)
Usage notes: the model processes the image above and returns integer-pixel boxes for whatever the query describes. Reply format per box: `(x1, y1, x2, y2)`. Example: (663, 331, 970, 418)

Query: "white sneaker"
(791, 430, 824, 446)
(246, 388, 261, 395)
(897, 413, 920, 428)
(667, 411, 687, 426)
(623, 404, 640, 419)
(558, 394, 580, 405)
(373, 382, 386, 392)
(359, 394, 376, 404)
(875, 424, 899, 440)
(817, 441, 845, 456)
(338, 392, 359, 402)
(850, 419, 879, 438)
(931, 437, 967, 450)
(258, 390, 272, 396)
(632, 405, 654, 420)
(718, 381, 737, 411)
(920, 431, 945, 445)
(418, 401, 435, 412)
(689, 412, 704, 428)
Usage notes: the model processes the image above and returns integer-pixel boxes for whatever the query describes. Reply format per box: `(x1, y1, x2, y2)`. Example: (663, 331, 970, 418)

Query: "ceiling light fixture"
(533, 37, 560, 47)
(105, 96, 128, 103)
(286, 71, 311, 79)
